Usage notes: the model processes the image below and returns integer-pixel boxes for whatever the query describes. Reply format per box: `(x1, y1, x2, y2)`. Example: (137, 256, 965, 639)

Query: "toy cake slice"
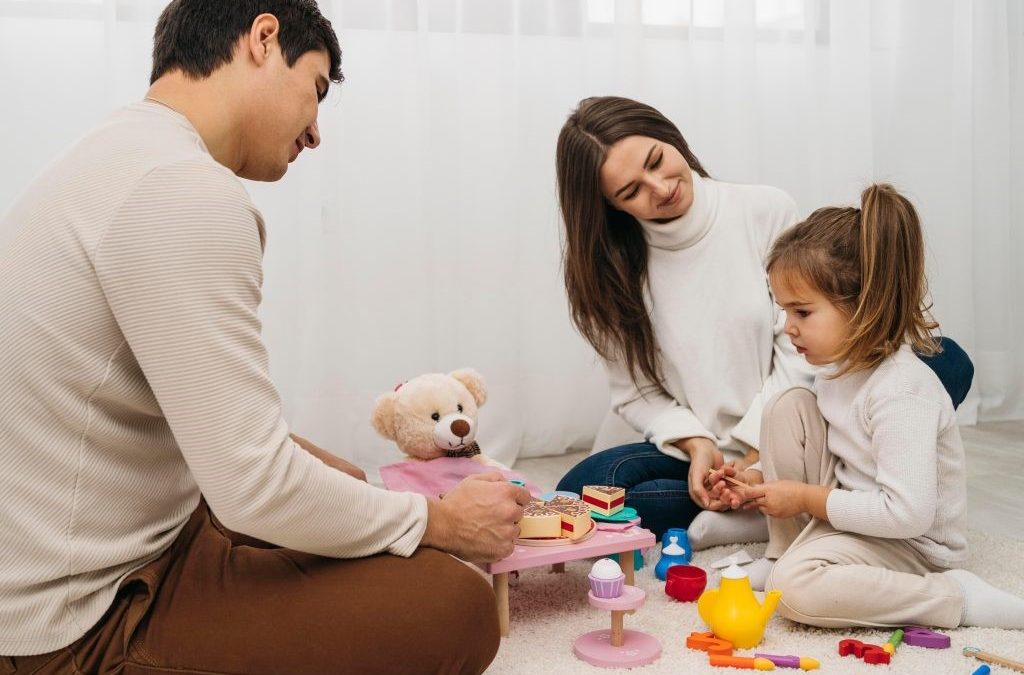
(581, 485, 626, 517)
(546, 498, 592, 540)
(518, 497, 593, 540)
(518, 501, 563, 539)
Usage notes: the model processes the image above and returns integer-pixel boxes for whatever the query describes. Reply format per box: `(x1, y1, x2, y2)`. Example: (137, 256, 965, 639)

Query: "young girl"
(714, 184, 1024, 629)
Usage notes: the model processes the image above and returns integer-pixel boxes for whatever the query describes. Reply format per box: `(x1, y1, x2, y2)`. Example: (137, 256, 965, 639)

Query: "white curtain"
(1, 0, 1021, 479)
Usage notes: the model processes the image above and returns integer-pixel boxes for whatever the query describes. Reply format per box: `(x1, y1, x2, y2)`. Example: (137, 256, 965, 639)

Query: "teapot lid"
(662, 535, 686, 555)
(721, 563, 748, 580)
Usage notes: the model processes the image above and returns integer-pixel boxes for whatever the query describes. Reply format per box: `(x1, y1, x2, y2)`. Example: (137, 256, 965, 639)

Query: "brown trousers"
(1, 501, 499, 675)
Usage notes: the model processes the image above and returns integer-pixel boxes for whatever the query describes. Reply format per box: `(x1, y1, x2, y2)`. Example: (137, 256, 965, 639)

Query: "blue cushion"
(916, 337, 973, 410)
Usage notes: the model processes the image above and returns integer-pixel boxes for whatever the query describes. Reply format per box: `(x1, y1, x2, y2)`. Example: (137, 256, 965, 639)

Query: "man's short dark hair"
(150, 0, 343, 87)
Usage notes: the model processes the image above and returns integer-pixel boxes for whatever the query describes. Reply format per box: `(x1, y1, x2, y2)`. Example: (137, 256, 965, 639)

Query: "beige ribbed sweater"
(819, 345, 968, 568)
(0, 102, 428, 655)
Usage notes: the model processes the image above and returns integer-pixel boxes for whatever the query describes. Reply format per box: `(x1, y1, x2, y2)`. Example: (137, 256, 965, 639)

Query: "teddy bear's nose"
(450, 419, 470, 438)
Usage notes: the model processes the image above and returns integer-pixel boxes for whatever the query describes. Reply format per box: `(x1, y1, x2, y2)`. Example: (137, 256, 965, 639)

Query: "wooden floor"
(514, 420, 1024, 541)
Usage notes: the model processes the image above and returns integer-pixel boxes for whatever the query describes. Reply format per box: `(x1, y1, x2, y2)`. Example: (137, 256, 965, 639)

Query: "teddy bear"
(371, 368, 504, 467)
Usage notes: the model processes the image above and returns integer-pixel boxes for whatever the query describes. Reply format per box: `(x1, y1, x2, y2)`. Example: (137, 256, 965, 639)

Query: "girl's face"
(598, 135, 694, 221)
(769, 270, 851, 366)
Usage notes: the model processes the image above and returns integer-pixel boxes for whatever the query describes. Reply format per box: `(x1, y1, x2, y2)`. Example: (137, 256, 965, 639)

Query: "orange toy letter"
(686, 631, 734, 656)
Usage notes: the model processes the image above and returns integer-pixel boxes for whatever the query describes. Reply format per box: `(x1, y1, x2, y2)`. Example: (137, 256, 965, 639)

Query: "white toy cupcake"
(588, 558, 625, 598)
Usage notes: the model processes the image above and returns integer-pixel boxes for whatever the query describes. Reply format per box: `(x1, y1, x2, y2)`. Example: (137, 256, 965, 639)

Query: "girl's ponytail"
(846, 184, 938, 369)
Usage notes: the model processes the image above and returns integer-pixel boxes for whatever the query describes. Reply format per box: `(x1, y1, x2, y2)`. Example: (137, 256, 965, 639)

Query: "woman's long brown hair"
(556, 96, 709, 390)
(766, 183, 940, 377)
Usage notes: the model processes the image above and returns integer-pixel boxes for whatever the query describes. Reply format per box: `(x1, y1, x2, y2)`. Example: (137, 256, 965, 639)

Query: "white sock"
(744, 557, 774, 592)
(945, 569, 1024, 629)
(688, 509, 768, 551)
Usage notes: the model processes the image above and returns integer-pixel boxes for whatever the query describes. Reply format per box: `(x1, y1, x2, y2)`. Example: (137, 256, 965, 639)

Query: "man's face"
(241, 47, 330, 181)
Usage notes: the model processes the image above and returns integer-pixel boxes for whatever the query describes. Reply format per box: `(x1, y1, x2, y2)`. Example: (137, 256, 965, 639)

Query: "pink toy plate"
(516, 520, 597, 547)
(596, 517, 640, 532)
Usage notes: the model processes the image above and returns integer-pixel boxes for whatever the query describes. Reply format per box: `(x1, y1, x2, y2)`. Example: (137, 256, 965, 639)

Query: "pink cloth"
(379, 457, 542, 498)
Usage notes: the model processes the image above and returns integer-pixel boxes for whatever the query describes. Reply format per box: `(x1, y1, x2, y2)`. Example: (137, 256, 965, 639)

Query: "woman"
(554, 96, 972, 543)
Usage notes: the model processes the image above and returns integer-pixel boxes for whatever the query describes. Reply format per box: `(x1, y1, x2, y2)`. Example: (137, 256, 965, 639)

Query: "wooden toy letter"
(686, 631, 734, 656)
(902, 626, 951, 649)
(839, 638, 891, 665)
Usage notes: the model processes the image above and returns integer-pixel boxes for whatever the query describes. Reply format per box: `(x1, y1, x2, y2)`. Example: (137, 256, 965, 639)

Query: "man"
(0, 1, 528, 672)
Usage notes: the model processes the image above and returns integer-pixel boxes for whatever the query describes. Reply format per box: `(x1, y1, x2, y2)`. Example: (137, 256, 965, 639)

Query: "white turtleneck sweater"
(607, 173, 816, 463)
(819, 345, 968, 567)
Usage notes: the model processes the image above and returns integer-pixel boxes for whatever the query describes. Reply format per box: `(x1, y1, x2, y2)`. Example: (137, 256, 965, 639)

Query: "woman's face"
(598, 135, 694, 221)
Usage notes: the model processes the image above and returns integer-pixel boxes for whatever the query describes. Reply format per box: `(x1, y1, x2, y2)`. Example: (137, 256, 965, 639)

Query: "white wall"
(1, 0, 1021, 479)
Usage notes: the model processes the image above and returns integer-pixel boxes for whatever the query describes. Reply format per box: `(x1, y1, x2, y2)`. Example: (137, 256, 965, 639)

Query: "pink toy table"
(476, 525, 656, 637)
(574, 585, 661, 668)
(379, 458, 655, 637)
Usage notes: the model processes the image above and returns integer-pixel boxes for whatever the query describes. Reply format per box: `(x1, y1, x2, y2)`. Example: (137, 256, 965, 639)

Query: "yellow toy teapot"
(696, 563, 781, 649)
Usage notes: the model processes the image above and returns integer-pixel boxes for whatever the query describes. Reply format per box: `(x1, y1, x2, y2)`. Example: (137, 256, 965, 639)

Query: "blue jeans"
(557, 337, 974, 539)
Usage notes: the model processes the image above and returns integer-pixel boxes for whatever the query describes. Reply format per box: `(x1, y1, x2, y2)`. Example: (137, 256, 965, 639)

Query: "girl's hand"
(676, 437, 725, 510)
(741, 480, 810, 519)
(708, 465, 763, 509)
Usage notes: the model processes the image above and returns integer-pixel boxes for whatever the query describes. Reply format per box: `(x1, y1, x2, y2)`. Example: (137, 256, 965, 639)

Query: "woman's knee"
(556, 442, 655, 492)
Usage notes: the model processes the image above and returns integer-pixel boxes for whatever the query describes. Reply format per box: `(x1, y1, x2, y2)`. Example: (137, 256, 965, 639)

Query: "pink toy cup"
(588, 572, 625, 599)
(664, 564, 707, 602)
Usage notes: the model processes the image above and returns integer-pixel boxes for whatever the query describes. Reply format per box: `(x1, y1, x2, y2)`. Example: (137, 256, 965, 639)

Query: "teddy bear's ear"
(371, 392, 399, 440)
(449, 368, 487, 406)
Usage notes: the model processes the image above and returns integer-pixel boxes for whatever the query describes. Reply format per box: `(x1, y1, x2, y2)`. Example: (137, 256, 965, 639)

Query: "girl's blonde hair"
(766, 183, 939, 376)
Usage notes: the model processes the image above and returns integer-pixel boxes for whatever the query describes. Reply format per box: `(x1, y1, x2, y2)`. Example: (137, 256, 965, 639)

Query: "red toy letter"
(839, 639, 891, 665)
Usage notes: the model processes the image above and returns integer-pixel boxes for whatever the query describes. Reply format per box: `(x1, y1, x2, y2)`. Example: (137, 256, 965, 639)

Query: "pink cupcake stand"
(574, 585, 661, 668)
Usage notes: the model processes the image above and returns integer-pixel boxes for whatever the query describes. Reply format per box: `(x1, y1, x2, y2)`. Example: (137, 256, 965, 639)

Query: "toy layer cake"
(581, 485, 625, 517)
(519, 496, 592, 540)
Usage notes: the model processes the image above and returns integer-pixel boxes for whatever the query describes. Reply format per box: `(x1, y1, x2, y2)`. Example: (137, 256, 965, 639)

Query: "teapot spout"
(759, 589, 781, 624)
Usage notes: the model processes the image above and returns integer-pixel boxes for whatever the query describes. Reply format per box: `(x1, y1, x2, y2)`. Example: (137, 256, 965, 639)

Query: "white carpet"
(486, 529, 1024, 674)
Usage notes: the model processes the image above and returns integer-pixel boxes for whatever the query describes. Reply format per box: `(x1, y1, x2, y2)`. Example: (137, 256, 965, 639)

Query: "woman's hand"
(675, 437, 725, 510)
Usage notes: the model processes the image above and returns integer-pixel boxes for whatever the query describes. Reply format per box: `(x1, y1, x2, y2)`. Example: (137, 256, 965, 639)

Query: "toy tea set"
(371, 371, 1002, 671)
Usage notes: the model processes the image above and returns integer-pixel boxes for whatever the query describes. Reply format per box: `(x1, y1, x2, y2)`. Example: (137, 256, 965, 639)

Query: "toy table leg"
(618, 552, 635, 585)
(493, 572, 510, 637)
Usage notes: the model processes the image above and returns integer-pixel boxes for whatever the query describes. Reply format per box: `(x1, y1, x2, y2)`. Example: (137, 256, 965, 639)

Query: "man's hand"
(421, 473, 532, 563)
(290, 433, 367, 482)
(675, 437, 725, 510)
(742, 480, 830, 520)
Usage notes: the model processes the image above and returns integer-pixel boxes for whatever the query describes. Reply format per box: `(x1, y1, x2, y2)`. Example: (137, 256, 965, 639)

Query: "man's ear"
(247, 13, 280, 65)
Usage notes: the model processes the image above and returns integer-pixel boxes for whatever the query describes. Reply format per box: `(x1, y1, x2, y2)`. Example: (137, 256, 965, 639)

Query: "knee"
(764, 387, 817, 424)
(421, 554, 500, 674)
(769, 556, 833, 623)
